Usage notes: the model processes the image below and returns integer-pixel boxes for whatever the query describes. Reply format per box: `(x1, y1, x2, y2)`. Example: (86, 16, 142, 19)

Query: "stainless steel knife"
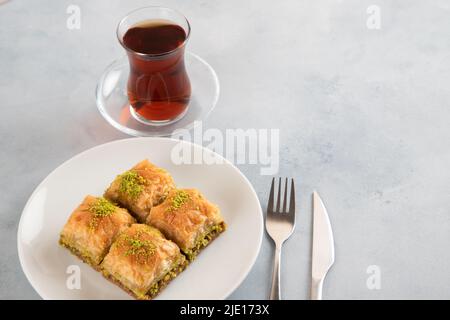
(311, 191, 335, 300)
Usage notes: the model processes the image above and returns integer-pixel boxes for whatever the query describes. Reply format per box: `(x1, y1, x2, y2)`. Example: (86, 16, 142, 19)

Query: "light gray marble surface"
(1, 0, 449, 299)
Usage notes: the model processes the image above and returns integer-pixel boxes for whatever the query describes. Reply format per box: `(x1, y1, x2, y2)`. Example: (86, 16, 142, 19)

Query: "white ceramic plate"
(17, 138, 263, 300)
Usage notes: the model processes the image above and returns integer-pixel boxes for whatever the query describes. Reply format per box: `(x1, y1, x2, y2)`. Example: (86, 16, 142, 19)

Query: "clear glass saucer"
(95, 52, 219, 137)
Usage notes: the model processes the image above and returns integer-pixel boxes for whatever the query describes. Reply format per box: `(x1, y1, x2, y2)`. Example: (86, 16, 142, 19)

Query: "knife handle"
(311, 277, 323, 300)
(269, 244, 282, 300)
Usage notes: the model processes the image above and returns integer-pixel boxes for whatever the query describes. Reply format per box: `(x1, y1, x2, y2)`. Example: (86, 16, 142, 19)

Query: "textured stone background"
(1, 0, 449, 299)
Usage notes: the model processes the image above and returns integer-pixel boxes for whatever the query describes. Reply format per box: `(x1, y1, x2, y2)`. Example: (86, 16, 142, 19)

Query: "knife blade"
(311, 191, 335, 300)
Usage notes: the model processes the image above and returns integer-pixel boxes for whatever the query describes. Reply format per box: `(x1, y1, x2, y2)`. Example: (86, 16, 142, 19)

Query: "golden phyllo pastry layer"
(146, 189, 226, 261)
(104, 160, 175, 222)
(101, 224, 186, 300)
(59, 195, 135, 267)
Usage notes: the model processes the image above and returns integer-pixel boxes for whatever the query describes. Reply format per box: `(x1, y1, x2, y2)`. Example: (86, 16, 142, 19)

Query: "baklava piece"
(104, 159, 175, 222)
(101, 224, 186, 300)
(59, 195, 135, 268)
(146, 189, 226, 261)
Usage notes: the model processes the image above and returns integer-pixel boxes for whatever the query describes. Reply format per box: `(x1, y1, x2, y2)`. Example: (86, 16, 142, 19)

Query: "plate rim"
(17, 137, 263, 300)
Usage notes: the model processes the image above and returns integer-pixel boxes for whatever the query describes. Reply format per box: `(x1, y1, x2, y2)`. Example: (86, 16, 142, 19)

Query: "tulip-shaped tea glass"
(96, 6, 219, 137)
(117, 7, 191, 125)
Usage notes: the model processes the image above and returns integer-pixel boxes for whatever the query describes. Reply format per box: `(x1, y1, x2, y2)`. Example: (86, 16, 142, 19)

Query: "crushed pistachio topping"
(167, 190, 190, 212)
(118, 171, 146, 198)
(122, 233, 156, 262)
(89, 197, 116, 217)
(88, 197, 116, 230)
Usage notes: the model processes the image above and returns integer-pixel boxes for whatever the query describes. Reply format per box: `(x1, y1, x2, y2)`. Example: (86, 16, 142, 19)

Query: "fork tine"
(275, 177, 282, 212)
(289, 179, 295, 214)
(267, 177, 275, 213)
(282, 178, 288, 213)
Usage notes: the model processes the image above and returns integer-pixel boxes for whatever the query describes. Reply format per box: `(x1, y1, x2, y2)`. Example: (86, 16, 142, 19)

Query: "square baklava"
(101, 224, 186, 300)
(104, 159, 175, 222)
(146, 189, 226, 261)
(59, 195, 135, 268)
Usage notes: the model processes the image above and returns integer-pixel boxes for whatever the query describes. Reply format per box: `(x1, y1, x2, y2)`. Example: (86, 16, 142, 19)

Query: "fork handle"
(269, 244, 282, 300)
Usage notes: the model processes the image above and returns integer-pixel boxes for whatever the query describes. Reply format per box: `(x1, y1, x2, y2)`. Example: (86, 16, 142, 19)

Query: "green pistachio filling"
(185, 224, 224, 261)
(59, 236, 98, 266)
(147, 259, 185, 298)
(118, 171, 146, 198)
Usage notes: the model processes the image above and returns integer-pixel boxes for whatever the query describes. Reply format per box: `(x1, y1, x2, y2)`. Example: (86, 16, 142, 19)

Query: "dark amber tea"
(123, 22, 186, 54)
(120, 16, 191, 124)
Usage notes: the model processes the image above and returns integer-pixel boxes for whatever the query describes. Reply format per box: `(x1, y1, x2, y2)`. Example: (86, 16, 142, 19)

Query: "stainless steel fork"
(265, 177, 296, 300)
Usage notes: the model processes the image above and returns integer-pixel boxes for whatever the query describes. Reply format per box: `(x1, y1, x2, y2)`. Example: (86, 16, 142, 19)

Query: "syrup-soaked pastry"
(104, 159, 175, 222)
(147, 189, 226, 261)
(101, 224, 186, 299)
(59, 195, 135, 267)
